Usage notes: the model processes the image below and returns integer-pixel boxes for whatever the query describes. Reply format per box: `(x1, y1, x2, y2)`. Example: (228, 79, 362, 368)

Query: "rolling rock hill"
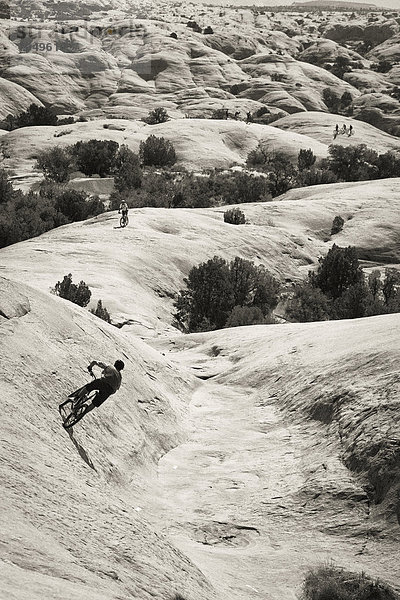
(1, 2, 400, 599)
(1, 5, 400, 133)
(0, 277, 217, 600)
(1, 177, 400, 598)
(1, 177, 399, 333)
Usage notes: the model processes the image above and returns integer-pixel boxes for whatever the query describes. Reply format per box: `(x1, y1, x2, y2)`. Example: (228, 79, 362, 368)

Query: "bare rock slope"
(0, 276, 217, 600)
(1, 178, 399, 333)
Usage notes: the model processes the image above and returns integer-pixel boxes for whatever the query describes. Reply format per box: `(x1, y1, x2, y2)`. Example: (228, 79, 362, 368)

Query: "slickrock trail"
(152, 330, 400, 600)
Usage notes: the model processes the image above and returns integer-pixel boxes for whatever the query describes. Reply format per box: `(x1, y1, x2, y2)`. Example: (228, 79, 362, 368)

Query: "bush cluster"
(139, 135, 177, 167)
(54, 273, 92, 307)
(302, 565, 399, 600)
(2, 103, 58, 130)
(331, 215, 344, 235)
(90, 299, 111, 323)
(174, 256, 280, 332)
(286, 244, 400, 322)
(54, 274, 111, 322)
(323, 89, 353, 114)
(110, 168, 272, 211)
(144, 107, 170, 125)
(36, 136, 177, 188)
(0, 168, 104, 249)
(246, 144, 400, 197)
(224, 207, 246, 224)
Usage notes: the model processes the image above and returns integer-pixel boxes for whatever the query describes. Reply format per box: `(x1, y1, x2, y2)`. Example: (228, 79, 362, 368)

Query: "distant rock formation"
(292, 0, 379, 9)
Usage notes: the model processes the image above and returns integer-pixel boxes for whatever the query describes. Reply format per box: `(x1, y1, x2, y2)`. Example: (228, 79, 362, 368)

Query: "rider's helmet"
(114, 360, 125, 371)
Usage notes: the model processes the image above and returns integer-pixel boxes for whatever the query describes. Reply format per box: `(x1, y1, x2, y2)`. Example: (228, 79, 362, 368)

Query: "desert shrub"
(298, 148, 316, 171)
(323, 88, 340, 113)
(90, 299, 111, 323)
(371, 60, 393, 73)
(382, 268, 400, 309)
(375, 152, 400, 179)
(145, 107, 169, 125)
(170, 32, 178, 39)
(114, 146, 142, 192)
(301, 565, 399, 600)
(0, 168, 14, 204)
(36, 147, 74, 183)
(287, 251, 400, 323)
(174, 256, 232, 331)
(255, 106, 270, 118)
(296, 167, 338, 187)
(4, 103, 58, 130)
(327, 144, 378, 182)
(221, 171, 271, 203)
(72, 139, 119, 177)
(203, 26, 214, 34)
(139, 135, 177, 167)
(211, 108, 228, 119)
(54, 273, 91, 307)
(331, 215, 344, 235)
(54, 190, 104, 221)
(225, 305, 266, 327)
(174, 256, 280, 332)
(247, 146, 297, 196)
(58, 116, 75, 125)
(224, 207, 246, 224)
(391, 87, 400, 101)
(368, 269, 382, 301)
(1, 193, 67, 247)
(310, 244, 362, 300)
(340, 91, 353, 112)
(330, 56, 352, 79)
(186, 21, 202, 32)
(271, 73, 285, 82)
(286, 284, 331, 322)
(333, 280, 375, 319)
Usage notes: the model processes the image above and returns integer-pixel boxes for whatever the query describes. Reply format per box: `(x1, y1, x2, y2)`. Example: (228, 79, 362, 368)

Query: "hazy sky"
(197, 0, 400, 8)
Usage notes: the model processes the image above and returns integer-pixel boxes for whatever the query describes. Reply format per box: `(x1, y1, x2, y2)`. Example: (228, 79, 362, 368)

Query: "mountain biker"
(75, 359, 124, 418)
(119, 201, 128, 221)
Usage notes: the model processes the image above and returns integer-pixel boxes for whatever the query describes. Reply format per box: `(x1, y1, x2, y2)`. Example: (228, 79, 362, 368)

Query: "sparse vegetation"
(2, 103, 58, 130)
(330, 56, 352, 80)
(90, 299, 111, 323)
(144, 107, 170, 125)
(323, 88, 340, 114)
(72, 139, 120, 177)
(301, 565, 400, 600)
(174, 256, 280, 332)
(371, 59, 393, 73)
(139, 135, 177, 167)
(36, 147, 74, 183)
(53, 273, 92, 307)
(246, 146, 297, 196)
(298, 149, 316, 172)
(224, 207, 246, 224)
(0, 170, 104, 249)
(113, 146, 142, 193)
(331, 215, 344, 235)
(286, 245, 400, 322)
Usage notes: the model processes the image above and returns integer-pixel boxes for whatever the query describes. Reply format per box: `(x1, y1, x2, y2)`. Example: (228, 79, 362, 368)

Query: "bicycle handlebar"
(87, 366, 96, 379)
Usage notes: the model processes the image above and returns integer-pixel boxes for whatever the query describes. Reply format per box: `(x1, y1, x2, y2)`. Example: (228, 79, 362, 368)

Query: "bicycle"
(120, 213, 129, 228)
(59, 369, 98, 429)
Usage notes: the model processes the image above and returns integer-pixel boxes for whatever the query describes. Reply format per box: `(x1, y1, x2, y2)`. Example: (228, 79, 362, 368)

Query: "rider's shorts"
(85, 378, 114, 407)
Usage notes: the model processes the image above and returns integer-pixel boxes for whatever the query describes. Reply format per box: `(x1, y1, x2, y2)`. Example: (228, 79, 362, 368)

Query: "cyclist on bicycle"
(79, 359, 124, 417)
(119, 201, 128, 220)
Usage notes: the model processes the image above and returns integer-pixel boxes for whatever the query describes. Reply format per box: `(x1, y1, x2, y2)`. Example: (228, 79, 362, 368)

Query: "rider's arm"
(88, 360, 107, 371)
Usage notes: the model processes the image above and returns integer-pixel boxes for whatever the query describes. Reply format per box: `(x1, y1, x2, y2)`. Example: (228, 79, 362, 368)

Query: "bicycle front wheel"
(63, 391, 98, 429)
